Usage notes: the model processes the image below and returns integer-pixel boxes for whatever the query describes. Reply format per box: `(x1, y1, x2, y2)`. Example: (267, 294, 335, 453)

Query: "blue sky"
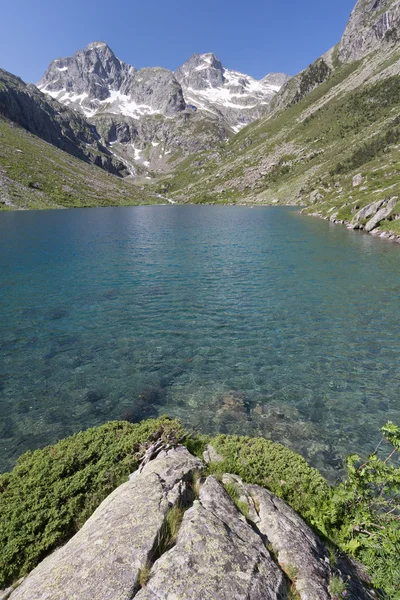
(1, 0, 356, 83)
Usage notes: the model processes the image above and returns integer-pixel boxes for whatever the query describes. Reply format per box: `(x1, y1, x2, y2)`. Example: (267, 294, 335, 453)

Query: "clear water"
(1, 205, 400, 477)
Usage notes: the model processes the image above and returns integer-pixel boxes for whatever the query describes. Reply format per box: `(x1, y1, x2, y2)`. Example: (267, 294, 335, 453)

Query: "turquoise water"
(1, 205, 400, 477)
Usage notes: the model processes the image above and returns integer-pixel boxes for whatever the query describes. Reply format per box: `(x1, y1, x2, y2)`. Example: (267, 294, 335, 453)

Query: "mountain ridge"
(38, 43, 289, 132)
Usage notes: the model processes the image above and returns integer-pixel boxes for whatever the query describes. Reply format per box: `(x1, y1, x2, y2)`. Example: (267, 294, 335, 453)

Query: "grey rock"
(365, 196, 397, 231)
(349, 198, 386, 229)
(0, 580, 24, 600)
(248, 485, 331, 600)
(9, 446, 203, 600)
(353, 173, 363, 187)
(221, 473, 261, 523)
(338, 0, 400, 63)
(135, 476, 288, 600)
(262, 73, 292, 88)
(310, 189, 324, 203)
(203, 443, 224, 464)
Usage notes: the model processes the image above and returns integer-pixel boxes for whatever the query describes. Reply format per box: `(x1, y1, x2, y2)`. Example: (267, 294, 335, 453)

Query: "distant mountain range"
(38, 44, 289, 132)
(1, 0, 400, 236)
(33, 45, 289, 176)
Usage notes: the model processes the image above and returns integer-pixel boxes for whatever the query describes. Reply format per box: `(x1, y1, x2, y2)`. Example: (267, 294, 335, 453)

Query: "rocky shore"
(305, 192, 400, 245)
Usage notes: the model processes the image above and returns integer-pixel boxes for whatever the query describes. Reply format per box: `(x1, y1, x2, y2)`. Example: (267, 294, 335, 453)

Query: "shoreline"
(305, 208, 400, 245)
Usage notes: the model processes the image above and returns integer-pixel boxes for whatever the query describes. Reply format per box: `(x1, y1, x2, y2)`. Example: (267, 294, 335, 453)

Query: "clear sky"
(1, 0, 356, 84)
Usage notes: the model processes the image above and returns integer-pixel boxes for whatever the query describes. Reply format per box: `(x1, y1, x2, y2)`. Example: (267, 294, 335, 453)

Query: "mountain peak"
(86, 41, 110, 50)
(84, 41, 116, 57)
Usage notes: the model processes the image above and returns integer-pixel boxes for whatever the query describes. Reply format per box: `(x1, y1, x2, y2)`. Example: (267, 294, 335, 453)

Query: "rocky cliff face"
(0, 68, 127, 176)
(338, 0, 400, 62)
(38, 42, 186, 119)
(4, 445, 373, 600)
(175, 53, 290, 131)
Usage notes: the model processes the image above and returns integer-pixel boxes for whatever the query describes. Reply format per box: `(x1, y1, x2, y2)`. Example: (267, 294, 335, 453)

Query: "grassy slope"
(0, 119, 162, 210)
(149, 45, 400, 232)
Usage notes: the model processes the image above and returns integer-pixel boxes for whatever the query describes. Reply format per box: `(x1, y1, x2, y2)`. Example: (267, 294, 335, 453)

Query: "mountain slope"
(150, 0, 400, 241)
(338, 0, 400, 62)
(0, 118, 162, 210)
(0, 69, 126, 177)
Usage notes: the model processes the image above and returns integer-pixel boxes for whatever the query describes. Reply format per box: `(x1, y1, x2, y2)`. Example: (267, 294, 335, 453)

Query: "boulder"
(203, 444, 224, 464)
(365, 196, 397, 232)
(248, 485, 331, 600)
(310, 189, 324, 204)
(352, 173, 363, 187)
(348, 199, 385, 229)
(135, 476, 288, 600)
(9, 446, 203, 600)
(7, 451, 375, 600)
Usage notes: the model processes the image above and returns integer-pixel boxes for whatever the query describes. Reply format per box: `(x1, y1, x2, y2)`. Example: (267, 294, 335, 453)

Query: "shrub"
(0, 417, 185, 587)
(208, 434, 329, 518)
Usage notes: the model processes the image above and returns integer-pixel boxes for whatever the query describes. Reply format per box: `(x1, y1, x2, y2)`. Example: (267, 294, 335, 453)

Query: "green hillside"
(149, 45, 400, 237)
(0, 119, 161, 210)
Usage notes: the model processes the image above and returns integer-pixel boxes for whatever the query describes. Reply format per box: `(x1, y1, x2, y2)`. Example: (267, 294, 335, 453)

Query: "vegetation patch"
(0, 417, 186, 587)
(1, 418, 399, 597)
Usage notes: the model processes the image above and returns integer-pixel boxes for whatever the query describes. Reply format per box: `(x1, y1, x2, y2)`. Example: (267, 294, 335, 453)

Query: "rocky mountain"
(0, 68, 127, 176)
(38, 42, 186, 119)
(36, 43, 289, 173)
(338, 0, 400, 63)
(175, 53, 290, 131)
(38, 43, 288, 131)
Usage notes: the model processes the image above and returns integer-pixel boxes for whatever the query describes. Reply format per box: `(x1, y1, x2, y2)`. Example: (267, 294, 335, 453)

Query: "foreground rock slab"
(9, 446, 202, 600)
(135, 476, 288, 600)
(248, 485, 331, 600)
(6, 444, 375, 600)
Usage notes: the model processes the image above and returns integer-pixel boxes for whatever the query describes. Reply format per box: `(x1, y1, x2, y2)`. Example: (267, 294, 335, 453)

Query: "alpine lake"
(1, 205, 400, 479)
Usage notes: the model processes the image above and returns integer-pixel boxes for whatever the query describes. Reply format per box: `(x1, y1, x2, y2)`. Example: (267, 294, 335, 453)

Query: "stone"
(9, 446, 203, 600)
(348, 199, 385, 229)
(248, 485, 331, 600)
(365, 196, 397, 232)
(310, 189, 323, 204)
(135, 476, 288, 600)
(352, 173, 363, 187)
(203, 444, 224, 464)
